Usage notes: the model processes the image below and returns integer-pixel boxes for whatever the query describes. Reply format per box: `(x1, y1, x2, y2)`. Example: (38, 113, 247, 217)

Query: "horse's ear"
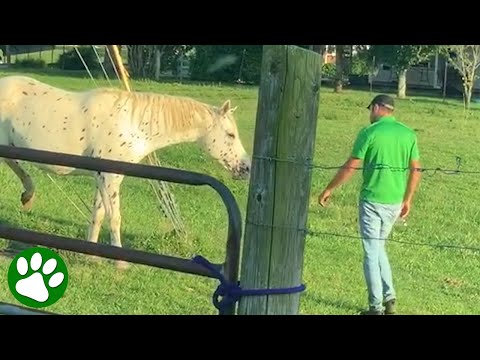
(220, 100, 231, 116)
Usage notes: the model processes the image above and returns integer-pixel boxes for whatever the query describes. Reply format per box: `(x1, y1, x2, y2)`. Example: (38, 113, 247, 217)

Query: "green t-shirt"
(351, 116, 420, 205)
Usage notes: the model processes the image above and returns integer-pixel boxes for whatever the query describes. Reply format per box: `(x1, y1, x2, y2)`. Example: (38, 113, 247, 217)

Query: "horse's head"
(199, 100, 251, 180)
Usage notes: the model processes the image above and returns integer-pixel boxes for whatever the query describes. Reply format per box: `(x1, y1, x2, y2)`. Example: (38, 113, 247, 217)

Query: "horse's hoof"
(115, 260, 130, 270)
(21, 192, 35, 212)
(87, 255, 102, 264)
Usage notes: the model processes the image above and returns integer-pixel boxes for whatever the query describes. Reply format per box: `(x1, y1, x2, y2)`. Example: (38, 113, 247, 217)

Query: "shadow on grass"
(306, 292, 365, 315)
(0, 212, 179, 261)
(405, 96, 480, 110)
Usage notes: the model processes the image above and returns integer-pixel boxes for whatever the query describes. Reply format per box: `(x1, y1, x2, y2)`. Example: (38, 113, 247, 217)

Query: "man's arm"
(318, 157, 362, 207)
(325, 157, 362, 192)
(319, 128, 369, 207)
(400, 134, 422, 219)
(404, 160, 422, 203)
(400, 159, 422, 219)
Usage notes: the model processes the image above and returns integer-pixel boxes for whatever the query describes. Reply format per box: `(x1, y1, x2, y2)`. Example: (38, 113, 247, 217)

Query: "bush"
(351, 55, 372, 76)
(56, 46, 101, 71)
(322, 63, 336, 79)
(13, 58, 47, 69)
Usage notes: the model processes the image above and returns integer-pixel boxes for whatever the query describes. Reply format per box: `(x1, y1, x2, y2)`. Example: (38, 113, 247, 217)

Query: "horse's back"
(0, 76, 74, 114)
(0, 76, 94, 173)
(0, 75, 67, 98)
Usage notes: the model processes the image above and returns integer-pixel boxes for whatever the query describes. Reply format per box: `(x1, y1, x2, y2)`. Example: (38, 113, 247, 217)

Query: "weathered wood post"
(238, 45, 322, 315)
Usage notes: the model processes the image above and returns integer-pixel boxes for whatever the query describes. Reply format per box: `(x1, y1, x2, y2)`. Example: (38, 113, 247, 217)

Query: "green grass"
(0, 69, 479, 315)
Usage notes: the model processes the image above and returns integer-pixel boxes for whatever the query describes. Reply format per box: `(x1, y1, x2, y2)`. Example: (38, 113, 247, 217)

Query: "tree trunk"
(127, 45, 144, 78)
(312, 45, 326, 64)
(397, 69, 407, 98)
(154, 48, 162, 81)
(334, 45, 344, 93)
(312, 45, 325, 54)
(464, 80, 473, 110)
(127, 45, 156, 79)
(5, 45, 11, 65)
(103, 46, 116, 78)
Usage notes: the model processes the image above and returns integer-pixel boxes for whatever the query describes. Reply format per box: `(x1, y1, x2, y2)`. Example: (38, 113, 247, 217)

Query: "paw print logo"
(8, 247, 69, 309)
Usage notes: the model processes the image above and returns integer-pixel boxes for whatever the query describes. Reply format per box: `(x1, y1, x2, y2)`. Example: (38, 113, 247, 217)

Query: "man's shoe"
(384, 299, 396, 315)
(360, 307, 384, 315)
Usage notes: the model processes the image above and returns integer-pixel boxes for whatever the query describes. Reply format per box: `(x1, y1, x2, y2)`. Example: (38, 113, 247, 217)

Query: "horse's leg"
(97, 172, 127, 269)
(5, 159, 35, 211)
(87, 187, 105, 243)
(84, 187, 106, 263)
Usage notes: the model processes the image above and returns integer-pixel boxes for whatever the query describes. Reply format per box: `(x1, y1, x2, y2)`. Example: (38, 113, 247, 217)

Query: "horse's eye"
(227, 132, 235, 139)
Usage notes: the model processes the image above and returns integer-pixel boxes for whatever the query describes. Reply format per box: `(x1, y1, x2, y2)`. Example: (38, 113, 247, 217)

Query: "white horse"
(0, 75, 251, 254)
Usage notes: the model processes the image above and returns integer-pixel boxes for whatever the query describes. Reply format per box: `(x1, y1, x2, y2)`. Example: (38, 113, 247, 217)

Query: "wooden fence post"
(238, 45, 322, 315)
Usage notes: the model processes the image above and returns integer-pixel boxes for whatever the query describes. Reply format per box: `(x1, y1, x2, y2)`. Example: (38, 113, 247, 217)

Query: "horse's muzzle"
(232, 161, 251, 181)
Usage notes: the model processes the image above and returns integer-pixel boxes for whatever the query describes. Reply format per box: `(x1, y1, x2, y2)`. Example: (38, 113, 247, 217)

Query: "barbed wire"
(248, 154, 480, 253)
(245, 220, 480, 254)
(253, 155, 480, 176)
(307, 229, 480, 253)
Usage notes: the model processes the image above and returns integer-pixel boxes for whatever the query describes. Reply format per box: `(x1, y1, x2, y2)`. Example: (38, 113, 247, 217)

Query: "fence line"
(247, 154, 480, 251)
(245, 220, 480, 253)
(253, 155, 480, 176)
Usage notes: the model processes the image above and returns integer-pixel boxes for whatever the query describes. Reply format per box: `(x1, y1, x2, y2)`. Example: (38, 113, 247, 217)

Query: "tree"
(153, 45, 193, 80)
(369, 45, 438, 98)
(334, 45, 344, 93)
(441, 45, 480, 109)
(126, 45, 192, 80)
(126, 45, 151, 79)
(189, 45, 263, 84)
(311, 45, 325, 54)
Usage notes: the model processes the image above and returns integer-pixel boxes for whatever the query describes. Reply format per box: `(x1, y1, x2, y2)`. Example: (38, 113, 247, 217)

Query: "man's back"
(352, 115, 420, 205)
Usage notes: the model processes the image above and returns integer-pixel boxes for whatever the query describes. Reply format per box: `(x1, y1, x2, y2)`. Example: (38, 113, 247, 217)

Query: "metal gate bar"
(0, 224, 219, 277)
(0, 145, 243, 315)
(0, 301, 55, 315)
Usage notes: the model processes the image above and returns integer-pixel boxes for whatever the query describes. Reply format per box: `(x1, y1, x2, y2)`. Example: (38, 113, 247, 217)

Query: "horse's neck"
(146, 128, 204, 152)
(140, 105, 212, 154)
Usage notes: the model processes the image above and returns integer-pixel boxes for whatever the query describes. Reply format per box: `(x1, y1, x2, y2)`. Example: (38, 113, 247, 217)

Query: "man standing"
(318, 94, 422, 315)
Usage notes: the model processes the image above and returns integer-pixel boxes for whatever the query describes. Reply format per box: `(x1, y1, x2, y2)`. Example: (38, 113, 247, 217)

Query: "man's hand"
(318, 189, 332, 207)
(400, 200, 411, 219)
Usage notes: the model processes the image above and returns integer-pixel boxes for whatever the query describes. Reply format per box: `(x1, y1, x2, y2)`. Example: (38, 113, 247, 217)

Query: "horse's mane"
(94, 88, 218, 137)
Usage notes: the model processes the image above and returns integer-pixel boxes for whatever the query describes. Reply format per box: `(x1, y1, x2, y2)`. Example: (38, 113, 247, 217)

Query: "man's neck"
(373, 114, 394, 123)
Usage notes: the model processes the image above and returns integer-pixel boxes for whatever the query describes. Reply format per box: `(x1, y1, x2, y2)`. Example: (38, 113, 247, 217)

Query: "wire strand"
(245, 220, 480, 253)
(252, 155, 480, 176)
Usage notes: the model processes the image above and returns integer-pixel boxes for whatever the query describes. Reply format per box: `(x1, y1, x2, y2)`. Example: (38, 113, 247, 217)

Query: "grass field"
(0, 68, 479, 315)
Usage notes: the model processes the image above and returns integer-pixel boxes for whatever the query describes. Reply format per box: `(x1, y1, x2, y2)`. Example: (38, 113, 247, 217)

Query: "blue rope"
(192, 255, 306, 313)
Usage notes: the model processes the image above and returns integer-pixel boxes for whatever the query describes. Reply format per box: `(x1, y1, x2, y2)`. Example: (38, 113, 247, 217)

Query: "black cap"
(367, 94, 395, 111)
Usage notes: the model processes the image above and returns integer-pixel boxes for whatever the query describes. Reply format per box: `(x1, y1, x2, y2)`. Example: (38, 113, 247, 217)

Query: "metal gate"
(0, 145, 242, 315)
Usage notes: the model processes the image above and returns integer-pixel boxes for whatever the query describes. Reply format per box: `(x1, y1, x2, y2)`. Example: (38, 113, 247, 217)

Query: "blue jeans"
(359, 200, 402, 311)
